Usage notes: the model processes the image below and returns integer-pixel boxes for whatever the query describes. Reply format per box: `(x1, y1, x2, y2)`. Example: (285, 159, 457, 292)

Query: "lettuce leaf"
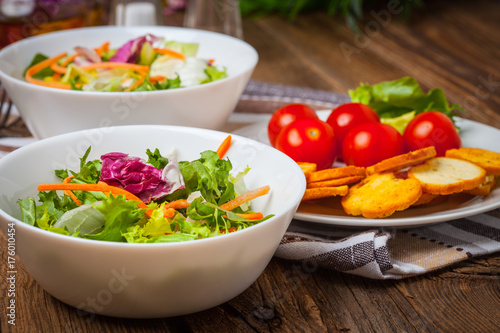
(349, 76, 464, 129)
(84, 195, 145, 242)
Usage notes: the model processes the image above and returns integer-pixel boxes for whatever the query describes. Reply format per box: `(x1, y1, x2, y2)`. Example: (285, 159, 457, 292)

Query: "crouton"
(341, 172, 422, 218)
(445, 148, 500, 176)
(408, 157, 486, 195)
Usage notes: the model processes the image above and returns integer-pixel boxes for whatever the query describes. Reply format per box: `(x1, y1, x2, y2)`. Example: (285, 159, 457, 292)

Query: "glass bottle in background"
(184, 0, 243, 39)
(109, 0, 164, 26)
(0, 0, 102, 48)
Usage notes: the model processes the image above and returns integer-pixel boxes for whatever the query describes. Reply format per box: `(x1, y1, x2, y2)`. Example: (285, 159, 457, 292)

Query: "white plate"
(232, 111, 500, 227)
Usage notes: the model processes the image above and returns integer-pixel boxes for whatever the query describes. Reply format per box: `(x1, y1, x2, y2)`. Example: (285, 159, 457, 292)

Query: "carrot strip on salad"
(62, 177, 81, 206)
(61, 53, 78, 67)
(50, 62, 69, 74)
(153, 48, 185, 60)
(164, 199, 190, 210)
(125, 76, 145, 92)
(219, 185, 270, 211)
(216, 135, 232, 159)
(80, 62, 150, 74)
(25, 52, 72, 89)
(223, 212, 264, 220)
(37, 183, 152, 216)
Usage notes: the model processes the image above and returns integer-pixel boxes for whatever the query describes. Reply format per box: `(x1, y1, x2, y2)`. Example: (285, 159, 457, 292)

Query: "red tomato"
(403, 111, 462, 156)
(276, 118, 337, 170)
(326, 103, 380, 156)
(343, 122, 405, 167)
(268, 104, 318, 147)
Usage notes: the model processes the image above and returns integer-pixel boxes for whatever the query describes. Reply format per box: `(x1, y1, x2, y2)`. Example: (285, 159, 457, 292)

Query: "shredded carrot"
(163, 208, 176, 218)
(61, 53, 78, 66)
(80, 62, 149, 75)
(216, 135, 232, 159)
(164, 199, 190, 210)
(219, 185, 270, 211)
(62, 177, 81, 206)
(37, 183, 151, 216)
(50, 62, 68, 74)
(149, 75, 166, 84)
(153, 48, 185, 60)
(223, 212, 264, 220)
(25, 52, 72, 89)
(125, 76, 145, 91)
(94, 41, 110, 56)
(52, 72, 61, 81)
(220, 227, 238, 234)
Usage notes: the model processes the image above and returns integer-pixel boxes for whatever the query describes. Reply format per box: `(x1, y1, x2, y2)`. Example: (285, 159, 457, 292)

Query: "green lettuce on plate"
(349, 76, 465, 133)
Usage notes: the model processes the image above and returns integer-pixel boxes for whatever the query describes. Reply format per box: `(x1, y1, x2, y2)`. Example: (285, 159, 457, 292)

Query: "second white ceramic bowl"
(0, 26, 258, 139)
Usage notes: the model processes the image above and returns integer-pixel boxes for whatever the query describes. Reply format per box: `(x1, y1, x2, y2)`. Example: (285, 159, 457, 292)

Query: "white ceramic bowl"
(0, 26, 258, 139)
(0, 125, 306, 318)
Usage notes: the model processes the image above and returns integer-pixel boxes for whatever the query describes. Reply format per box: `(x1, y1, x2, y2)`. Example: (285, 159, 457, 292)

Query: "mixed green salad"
(17, 143, 272, 243)
(24, 34, 228, 92)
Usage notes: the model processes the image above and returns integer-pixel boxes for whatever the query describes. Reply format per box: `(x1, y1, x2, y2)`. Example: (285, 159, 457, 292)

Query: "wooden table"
(2, 1, 499, 332)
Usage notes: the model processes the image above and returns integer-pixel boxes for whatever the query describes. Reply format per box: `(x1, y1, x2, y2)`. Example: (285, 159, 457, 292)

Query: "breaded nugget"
(307, 175, 364, 188)
(366, 146, 436, 175)
(302, 186, 349, 201)
(408, 157, 486, 195)
(445, 148, 500, 175)
(341, 173, 422, 218)
(308, 165, 366, 183)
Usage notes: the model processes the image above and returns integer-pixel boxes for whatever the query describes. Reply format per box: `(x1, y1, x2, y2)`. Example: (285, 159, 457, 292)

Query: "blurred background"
(0, 0, 498, 124)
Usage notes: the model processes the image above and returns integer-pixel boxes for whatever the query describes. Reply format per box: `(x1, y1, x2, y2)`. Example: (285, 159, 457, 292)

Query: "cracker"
(297, 162, 317, 182)
(408, 157, 486, 195)
(307, 175, 364, 188)
(465, 175, 497, 196)
(366, 146, 436, 175)
(302, 186, 349, 201)
(445, 148, 500, 176)
(308, 165, 366, 183)
(341, 173, 422, 218)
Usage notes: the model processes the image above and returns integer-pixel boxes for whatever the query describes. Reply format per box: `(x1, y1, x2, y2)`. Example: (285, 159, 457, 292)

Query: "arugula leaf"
(349, 76, 465, 130)
(23, 53, 55, 78)
(146, 148, 169, 169)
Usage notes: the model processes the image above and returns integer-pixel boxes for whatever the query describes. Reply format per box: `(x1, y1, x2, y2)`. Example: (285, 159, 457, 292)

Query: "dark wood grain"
(2, 1, 500, 332)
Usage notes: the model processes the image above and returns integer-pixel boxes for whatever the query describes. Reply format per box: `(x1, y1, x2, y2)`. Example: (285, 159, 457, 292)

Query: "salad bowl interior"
(0, 26, 258, 139)
(0, 125, 306, 318)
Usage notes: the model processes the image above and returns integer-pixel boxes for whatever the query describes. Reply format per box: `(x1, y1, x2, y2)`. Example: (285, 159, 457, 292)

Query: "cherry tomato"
(276, 118, 337, 170)
(268, 104, 318, 147)
(403, 111, 462, 156)
(343, 122, 405, 167)
(326, 103, 380, 156)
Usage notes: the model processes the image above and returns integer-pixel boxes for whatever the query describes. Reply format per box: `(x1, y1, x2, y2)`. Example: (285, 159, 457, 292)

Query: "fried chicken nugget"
(445, 148, 500, 176)
(341, 173, 422, 218)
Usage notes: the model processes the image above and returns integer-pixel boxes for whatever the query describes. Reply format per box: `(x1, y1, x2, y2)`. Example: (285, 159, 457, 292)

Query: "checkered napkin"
(275, 209, 500, 279)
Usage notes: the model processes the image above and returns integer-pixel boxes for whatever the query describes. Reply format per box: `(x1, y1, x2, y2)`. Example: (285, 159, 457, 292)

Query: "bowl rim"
(0, 124, 306, 248)
(0, 25, 259, 95)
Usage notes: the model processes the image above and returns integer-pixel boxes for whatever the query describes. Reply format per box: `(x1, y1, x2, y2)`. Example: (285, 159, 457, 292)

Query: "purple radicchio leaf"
(99, 152, 184, 203)
(109, 34, 162, 63)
